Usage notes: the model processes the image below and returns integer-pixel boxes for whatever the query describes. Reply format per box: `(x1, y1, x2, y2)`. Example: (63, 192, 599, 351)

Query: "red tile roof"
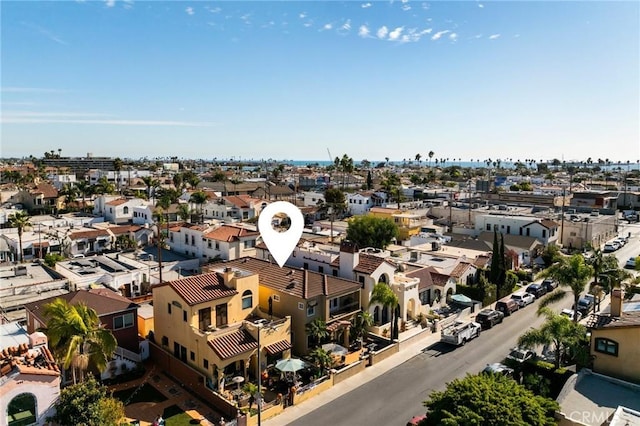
(155, 273, 238, 306)
(68, 228, 111, 240)
(30, 183, 58, 198)
(1, 345, 60, 378)
(450, 262, 472, 279)
(354, 254, 388, 274)
(208, 329, 257, 360)
(406, 267, 434, 291)
(108, 225, 142, 235)
(215, 258, 360, 299)
(429, 270, 451, 287)
(204, 225, 260, 242)
(105, 198, 129, 206)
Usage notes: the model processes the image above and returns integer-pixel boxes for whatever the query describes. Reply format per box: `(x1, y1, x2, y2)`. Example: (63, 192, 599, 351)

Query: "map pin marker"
(258, 201, 304, 268)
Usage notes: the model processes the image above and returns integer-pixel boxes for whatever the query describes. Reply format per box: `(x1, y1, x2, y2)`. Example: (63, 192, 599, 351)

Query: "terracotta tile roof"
(155, 273, 238, 306)
(540, 219, 559, 229)
(108, 225, 142, 235)
(264, 340, 292, 355)
(23, 289, 137, 323)
(68, 228, 111, 240)
(354, 254, 387, 274)
(30, 183, 58, 198)
(204, 225, 260, 242)
(450, 261, 472, 279)
(208, 329, 257, 360)
(406, 267, 434, 290)
(429, 270, 451, 287)
(587, 312, 640, 329)
(105, 198, 129, 206)
(1, 345, 60, 377)
(473, 255, 491, 268)
(224, 196, 251, 208)
(218, 257, 360, 299)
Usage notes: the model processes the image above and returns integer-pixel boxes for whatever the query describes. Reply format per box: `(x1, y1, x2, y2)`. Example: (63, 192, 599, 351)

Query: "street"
(286, 223, 640, 426)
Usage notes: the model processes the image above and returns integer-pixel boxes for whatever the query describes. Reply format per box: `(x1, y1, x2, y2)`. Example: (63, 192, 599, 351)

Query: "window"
(542, 229, 547, 238)
(208, 241, 212, 248)
(595, 338, 618, 356)
(330, 298, 338, 310)
(272, 294, 280, 302)
(183, 310, 187, 322)
(190, 351, 195, 361)
(506, 226, 511, 234)
(526, 228, 530, 236)
(199, 307, 211, 330)
(162, 336, 169, 346)
(333, 269, 338, 277)
(244, 239, 255, 249)
(168, 303, 172, 314)
(216, 303, 228, 327)
(303, 262, 309, 270)
(204, 359, 209, 369)
(185, 234, 188, 244)
(242, 290, 253, 309)
(307, 305, 316, 317)
(191, 236, 195, 246)
(359, 275, 365, 289)
(318, 266, 324, 274)
(113, 312, 134, 330)
(215, 242, 220, 250)
(123, 206, 129, 214)
(298, 302, 305, 310)
(486, 224, 491, 231)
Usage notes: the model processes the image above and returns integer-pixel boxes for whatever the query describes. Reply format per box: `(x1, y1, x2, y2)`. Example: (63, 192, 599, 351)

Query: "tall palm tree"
(141, 176, 160, 202)
(75, 180, 93, 212)
(8, 211, 31, 263)
(305, 318, 329, 348)
(543, 254, 593, 322)
(42, 299, 117, 384)
(113, 157, 123, 193)
(189, 190, 209, 223)
(518, 307, 586, 369)
(369, 282, 399, 342)
(428, 151, 434, 168)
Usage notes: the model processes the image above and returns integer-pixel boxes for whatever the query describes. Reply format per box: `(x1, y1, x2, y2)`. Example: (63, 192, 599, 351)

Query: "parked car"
(506, 347, 536, 364)
(525, 283, 547, 299)
(482, 363, 515, 377)
(495, 298, 520, 316)
(511, 292, 535, 308)
(603, 242, 620, 253)
(561, 308, 582, 321)
(614, 237, 627, 247)
(576, 295, 594, 315)
(440, 320, 482, 346)
(542, 278, 558, 292)
(625, 257, 637, 269)
(475, 309, 505, 329)
(407, 415, 428, 426)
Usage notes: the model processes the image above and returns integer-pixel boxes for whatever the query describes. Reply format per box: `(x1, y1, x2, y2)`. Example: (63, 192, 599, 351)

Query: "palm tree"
(75, 180, 93, 212)
(543, 254, 593, 322)
(428, 151, 434, 168)
(381, 171, 401, 208)
(350, 311, 373, 348)
(369, 282, 399, 342)
(308, 347, 333, 377)
(42, 299, 117, 384)
(8, 211, 31, 263)
(518, 307, 586, 369)
(305, 318, 329, 348)
(177, 203, 191, 222)
(141, 176, 160, 201)
(415, 153, 422, 167)
(189, 190, 209, 223)
(113, 157, 123, 193)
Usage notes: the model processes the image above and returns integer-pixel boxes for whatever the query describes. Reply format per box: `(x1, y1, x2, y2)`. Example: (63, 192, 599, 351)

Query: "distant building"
(42, 155, 115, 176)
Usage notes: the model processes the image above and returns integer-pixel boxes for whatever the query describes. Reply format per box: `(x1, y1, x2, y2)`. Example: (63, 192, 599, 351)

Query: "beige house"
(213, 257, 362, 356)
(152, 267, 292, 392)
(588, 289, 640, 384)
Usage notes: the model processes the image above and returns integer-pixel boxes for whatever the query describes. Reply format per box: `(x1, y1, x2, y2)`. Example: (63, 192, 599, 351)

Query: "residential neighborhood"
(1, 153, 639, 426)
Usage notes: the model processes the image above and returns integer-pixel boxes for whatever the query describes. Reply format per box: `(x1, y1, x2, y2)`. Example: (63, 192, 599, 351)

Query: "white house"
(0, 323, 61, 426)
(93, 196, 150, 225)
(346, 191, 386, 216)
(132, 205, 154, 226)
(88, 168, 151, 187)
(299, 191, 325, 207)
(474, 214, 559, 246)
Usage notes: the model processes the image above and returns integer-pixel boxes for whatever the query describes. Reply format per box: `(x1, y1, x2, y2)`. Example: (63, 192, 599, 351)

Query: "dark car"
(475, 309, 505, 329)
(541, 279, 558, 292)
(495, 298, 519, 316)
(576, 295, 594, 315)
(526, 283, 547, 299)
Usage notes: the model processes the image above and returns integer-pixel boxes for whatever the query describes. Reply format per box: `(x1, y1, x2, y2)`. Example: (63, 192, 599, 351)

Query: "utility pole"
(560, 187, 566, 248)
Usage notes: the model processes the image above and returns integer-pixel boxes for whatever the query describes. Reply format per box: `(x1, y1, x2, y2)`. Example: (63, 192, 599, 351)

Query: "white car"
(625, 257, 637, 269)
(506, 347, 536, 364)
(561, 308, 582, 321)
(511, 292, 535, 308)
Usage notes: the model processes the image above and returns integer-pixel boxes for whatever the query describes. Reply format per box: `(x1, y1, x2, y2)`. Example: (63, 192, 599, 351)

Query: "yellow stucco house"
(152, 266, 292, 392)
(588, 289, 640, 384)
(368, 207, 427, 241)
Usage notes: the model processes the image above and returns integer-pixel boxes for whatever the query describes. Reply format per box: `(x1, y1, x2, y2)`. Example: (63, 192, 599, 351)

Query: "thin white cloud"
(431, 30, 449, 40)
(21, 22, 67, 45)
(474, 33, 482, 39)
(2, 116, 215, 127)
(185, 7, 195, 16)
(478, 3, 484, 8)
(303, 21, 313, 28)
(449, 32, 458, 41)
(358, 24, 370, 38)
(388, 26, 404, 40)
(361, 3, 372, 8)
(489, 33, 501, 39)
(421, 2, 430, 10)
(6, 111, 110, 118)
(299, 12, 307, 19)
(205, 6, 221, 13)
(377, 25, 389, 39)
(105, 0, 115, 7)
(322, 23, 333, 31)
(341, 19, 351, 32)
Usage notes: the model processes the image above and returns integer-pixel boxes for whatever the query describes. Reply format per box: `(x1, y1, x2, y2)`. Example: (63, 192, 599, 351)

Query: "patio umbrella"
(232, 376, 244, 390)
(450, 294, 473, 304)
(275, 358, 308, 373)
(321, 343, 348, 356)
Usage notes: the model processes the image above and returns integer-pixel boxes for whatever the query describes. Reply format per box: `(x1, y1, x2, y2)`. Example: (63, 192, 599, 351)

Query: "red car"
(407, 415, 428, 426)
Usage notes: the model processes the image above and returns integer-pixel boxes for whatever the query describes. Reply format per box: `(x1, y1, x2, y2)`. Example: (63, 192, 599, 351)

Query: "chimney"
(218, 266, 237, 289)
(610, 288, 624, 317)
(339, 240, 359, 280)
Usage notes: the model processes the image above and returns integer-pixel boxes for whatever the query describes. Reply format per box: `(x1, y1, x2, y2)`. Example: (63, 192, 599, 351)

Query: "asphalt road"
(288, 223, 640, 426)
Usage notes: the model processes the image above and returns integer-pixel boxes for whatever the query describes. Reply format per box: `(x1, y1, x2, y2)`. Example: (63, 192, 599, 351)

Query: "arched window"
(123, 206, 129, 214)
(242, 290, 253, 309)
(7, 393, 36, 426)
(373, 306, 380, 324)
(379, 274, 388, 284)
(594, 338, 618, 356)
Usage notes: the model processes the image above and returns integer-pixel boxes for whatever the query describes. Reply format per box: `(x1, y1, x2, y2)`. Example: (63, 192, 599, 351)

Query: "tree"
(8, 211, 31, 263)
(369, 282, 399, 342)
(48, 376, 125, 426)
(489, 230, 507, 298)
(542, 254, 593, 321)
(141, 176, 160, 201)
(380, 170, 401, 207)
(322, 188, 347, 244)
(428, 150, 434, 168)
(113, 157, 123, 193)
(421, 373, 558, 426)
(366, 170, 373, 190)
(42, 299, 117, 384)
(345, 215, 398, 250)
(305, 318, 329, 348)
(518, 307, 587, 369)
(189, 190, 209, 222)
(177, 203, 191, 222)
(350, 310, 373, 347)
(415, 153, 422, 167)
(309, 347, 333, 377)
(75, 180, 93, 212)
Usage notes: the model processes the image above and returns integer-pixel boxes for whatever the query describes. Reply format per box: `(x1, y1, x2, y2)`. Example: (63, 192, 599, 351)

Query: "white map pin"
(258, 201, 304, 268)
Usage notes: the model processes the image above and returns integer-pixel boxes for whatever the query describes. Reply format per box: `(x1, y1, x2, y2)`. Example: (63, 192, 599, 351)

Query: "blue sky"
(1, 1, 638, 163)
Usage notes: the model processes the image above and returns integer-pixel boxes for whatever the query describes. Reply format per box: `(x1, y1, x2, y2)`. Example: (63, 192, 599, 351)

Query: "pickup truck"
(440, 320, 481, 346)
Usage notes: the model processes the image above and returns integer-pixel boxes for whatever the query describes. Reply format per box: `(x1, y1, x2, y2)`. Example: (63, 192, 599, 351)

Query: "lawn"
(162, 405, 202, 425)
(113, 383, 168, 405)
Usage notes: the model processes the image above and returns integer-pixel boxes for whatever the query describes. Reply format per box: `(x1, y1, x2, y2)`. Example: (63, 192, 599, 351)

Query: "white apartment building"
(474, 214, 560, 246)
(346, 191, 386, 216)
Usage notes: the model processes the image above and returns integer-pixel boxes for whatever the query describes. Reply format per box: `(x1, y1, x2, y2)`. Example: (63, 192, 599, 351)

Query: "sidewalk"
(264, 328, 442, 426)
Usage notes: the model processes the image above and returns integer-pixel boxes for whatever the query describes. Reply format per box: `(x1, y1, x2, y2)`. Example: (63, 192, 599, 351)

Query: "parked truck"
(440, 320, 482, 346)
